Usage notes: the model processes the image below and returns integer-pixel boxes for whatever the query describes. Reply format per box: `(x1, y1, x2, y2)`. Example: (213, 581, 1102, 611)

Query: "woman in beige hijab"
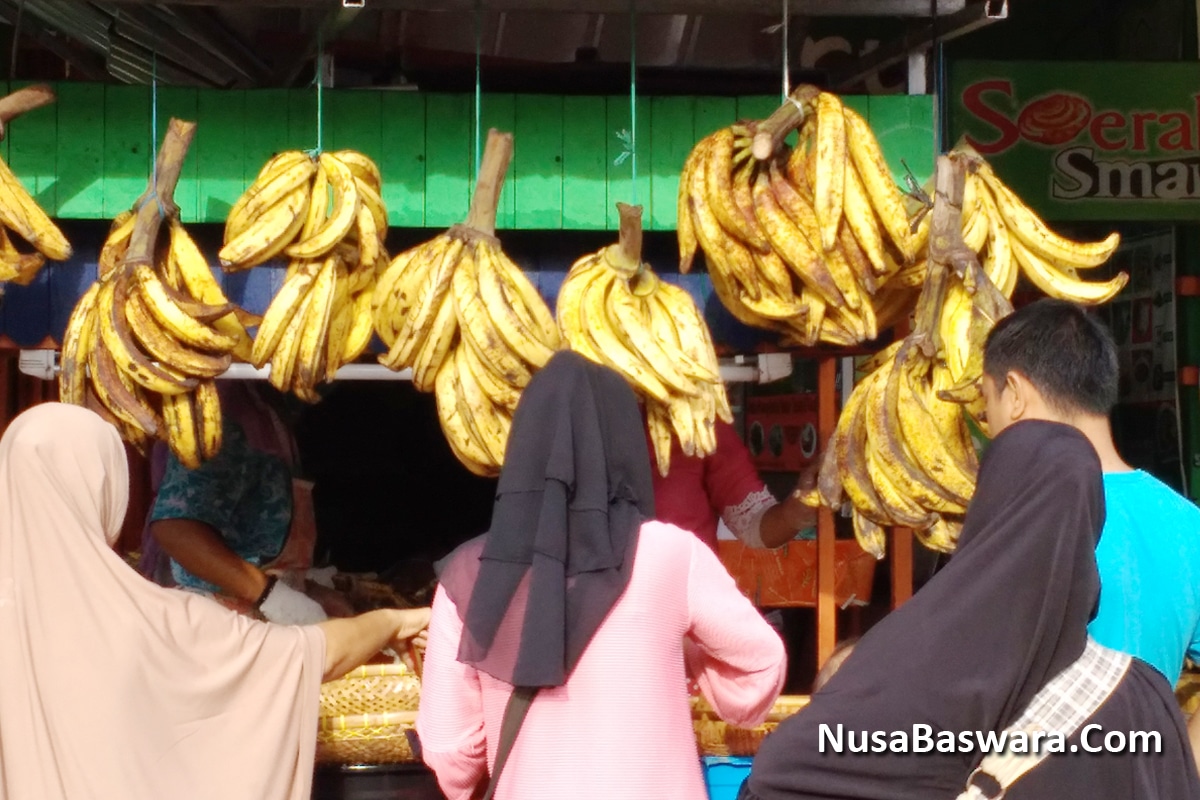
(0, 403, 430, 800)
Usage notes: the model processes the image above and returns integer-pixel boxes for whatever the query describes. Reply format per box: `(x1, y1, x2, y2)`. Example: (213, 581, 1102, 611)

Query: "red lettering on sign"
(961, 80, 1020, 155)
(1157, 112, 1193, 151)
(1131, 112, 1157, 152)
(1090, 111, 1127, 151)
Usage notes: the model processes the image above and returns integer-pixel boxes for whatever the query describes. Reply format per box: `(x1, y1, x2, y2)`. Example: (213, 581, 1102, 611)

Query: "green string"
(629, 0, 637, 206)
(474, 0, 482, 178)
(308, 30, 325, 157)
(147, 46, 167, 217)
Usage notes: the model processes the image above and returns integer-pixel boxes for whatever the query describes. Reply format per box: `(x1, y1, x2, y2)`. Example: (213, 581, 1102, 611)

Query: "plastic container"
(702, 756, 753, 800)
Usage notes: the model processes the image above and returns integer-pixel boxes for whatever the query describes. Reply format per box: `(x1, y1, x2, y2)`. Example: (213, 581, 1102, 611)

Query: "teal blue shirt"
(1088, 471, 1200, 685)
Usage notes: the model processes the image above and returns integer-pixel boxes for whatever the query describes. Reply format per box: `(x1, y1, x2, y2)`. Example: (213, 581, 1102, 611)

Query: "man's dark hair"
(982, 298, 1119, 416)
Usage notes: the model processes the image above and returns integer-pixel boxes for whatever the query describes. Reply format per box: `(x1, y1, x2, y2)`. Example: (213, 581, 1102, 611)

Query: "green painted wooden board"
(287, 89, 319, 154)
(648, 96, 694, 231)
(102, 85, 151, 218)
(5, 84, 935, 232)
(379, 92, 425, 228)
(7, 81, 58, 215)
(195, 90, 245, 222)
(242, 89, 290, 186)
(423, 94, 472, 230)
(869, 94, 935, 188)
(513, 94, 563, 230)
(605, 95, 653, 230)
(53, 83, 104, 219)
(155, 87, 200, 222)
(561, 96, 608, 230)
(479, 93, 516, 230)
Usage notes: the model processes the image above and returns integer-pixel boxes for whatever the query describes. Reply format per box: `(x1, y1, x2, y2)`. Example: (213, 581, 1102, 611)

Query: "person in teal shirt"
(980, 299, 1200, 758)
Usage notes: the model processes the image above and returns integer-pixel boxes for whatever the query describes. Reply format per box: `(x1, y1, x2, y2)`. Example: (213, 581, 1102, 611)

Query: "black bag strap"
(479, 685, 539, 800)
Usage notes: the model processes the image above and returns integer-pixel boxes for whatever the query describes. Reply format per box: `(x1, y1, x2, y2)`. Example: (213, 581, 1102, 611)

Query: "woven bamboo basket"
(317, 664, 422, 765)
(691, 694, 810, 757)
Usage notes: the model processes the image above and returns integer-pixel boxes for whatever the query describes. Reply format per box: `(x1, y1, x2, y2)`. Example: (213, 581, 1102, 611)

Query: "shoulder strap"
(957, 638, 1131, 800)
(480, 686, 539, 800)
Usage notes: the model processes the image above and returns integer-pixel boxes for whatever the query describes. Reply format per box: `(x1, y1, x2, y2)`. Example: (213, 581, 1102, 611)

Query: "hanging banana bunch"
(558, 203, 730, 477)
(678, 86, 925, 349)
(372, 129, 560, 477)
(0, 85, 72, 288)
(228, 149, 387, 401)
(811, 151, 1127, 557)
(59, 119, 250, 469)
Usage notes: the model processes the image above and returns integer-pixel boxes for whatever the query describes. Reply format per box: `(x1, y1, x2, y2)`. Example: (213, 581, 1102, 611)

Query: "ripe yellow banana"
(705, 128, 769, 254)
(453, 241, 531, 388)
(98, 277, 198, 396)
(341, 287, 377, 365)
(286, 153, 361, 260)
(251, 260, 322, 368)
(58, 282, 101, 406)
(1009, 235, 1129, 305)
(161, 389, 202, 469)
(475, 241, 557, 370)
(0, 155, 71, 260)
(219, 184, 310, 269)
(224, 155, 318, 243)
(410, 287, 458, 392)
(843, 105, 916, 263)
(978, 162, 1120, 269)
(134, 265, 238, 353)
(434, 355, 499, 478)
(194, 380, 223, 461)
(491, 246, 560, 349)
(842, 157, 888, 276)
(577, 267, 671, 403)
(646, 401, 674, 477)
(812, 92, 847, 252)
(332, 150, 383, 193)
(125, 290, 232, 379)
(381, 237, 463, 371)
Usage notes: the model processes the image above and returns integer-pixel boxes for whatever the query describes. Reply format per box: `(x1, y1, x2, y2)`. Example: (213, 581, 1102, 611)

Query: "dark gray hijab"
(438, 351, 655, 688)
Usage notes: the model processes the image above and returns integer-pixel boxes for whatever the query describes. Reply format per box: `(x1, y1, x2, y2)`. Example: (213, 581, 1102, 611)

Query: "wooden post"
(816, 356, 838, 670)
(891, 527, 914, 607)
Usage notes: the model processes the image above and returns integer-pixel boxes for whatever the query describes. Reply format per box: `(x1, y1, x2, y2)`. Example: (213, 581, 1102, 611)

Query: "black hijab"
(746, 420, 1106, 799)
(438, 350, 655, 688)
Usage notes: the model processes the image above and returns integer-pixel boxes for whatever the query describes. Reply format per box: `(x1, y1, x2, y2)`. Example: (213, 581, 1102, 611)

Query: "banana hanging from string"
(372, 130, 560, 477)
(238, 149, 388, 401)
(0, 86, 72, 287)
(813, 147, 1127, 557)
(678, 87, 933, 348)
(59, 119, 245, 469)
(558, 203, 729, 477)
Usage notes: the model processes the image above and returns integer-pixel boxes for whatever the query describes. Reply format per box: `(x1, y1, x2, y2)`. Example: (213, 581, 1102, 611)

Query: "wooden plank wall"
(2, 83, 935, 231)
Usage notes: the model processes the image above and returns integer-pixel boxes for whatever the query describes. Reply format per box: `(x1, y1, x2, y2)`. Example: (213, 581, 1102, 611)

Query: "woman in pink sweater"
(417, 352, 786, 800)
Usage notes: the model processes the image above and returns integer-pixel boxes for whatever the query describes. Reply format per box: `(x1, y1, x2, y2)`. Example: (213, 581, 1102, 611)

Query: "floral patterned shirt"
(150, 418, 293, 593)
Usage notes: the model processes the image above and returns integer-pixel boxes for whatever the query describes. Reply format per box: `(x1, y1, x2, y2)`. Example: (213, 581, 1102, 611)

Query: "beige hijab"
(0, 404, 326, 800)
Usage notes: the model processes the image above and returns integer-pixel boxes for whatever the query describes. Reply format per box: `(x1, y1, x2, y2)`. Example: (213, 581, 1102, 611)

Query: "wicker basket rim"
(338, 663, 413, 679)
(318, 711, 419, 731)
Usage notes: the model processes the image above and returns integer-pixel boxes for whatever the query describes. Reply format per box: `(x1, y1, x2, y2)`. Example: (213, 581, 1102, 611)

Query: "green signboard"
(948, 60, 1200, 222)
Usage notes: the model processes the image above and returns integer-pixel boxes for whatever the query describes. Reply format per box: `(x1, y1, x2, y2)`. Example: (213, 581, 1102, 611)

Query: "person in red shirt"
(646, 417, 819, 552)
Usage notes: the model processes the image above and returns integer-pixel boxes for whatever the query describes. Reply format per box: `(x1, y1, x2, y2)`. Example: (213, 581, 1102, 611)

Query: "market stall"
(0, 2, 1072, 797)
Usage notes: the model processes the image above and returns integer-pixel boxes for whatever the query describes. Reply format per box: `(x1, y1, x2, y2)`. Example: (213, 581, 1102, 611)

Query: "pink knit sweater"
(417, 520, 787, 800)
